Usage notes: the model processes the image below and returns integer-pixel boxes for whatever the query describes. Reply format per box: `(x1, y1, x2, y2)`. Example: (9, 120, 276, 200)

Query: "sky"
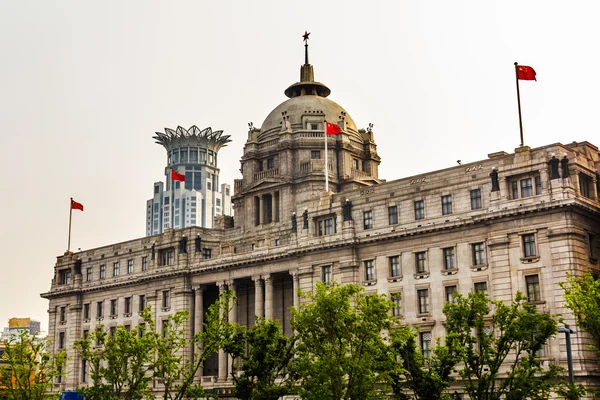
(1, 1, 599, 332)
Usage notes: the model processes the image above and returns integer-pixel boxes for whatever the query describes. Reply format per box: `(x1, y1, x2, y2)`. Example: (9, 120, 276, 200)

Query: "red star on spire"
(302, 31, 310, 42)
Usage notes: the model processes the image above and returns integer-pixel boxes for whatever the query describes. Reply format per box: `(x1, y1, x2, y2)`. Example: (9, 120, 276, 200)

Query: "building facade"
(43, 45, 600, 396)
(146, 126, 232, 235)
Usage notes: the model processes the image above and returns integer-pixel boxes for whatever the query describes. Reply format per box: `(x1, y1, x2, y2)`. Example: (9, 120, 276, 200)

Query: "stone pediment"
(242, 178, 288, 194)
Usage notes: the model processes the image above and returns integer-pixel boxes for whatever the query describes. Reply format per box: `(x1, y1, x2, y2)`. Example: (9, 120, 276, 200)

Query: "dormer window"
(311, 123, 319, 130)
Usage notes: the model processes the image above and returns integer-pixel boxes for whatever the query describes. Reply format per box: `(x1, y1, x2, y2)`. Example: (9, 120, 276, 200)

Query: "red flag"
(71, 199, 84, 211)
(171, 169, 186, 182)
(516, 65, 537, 81)
(325, 121, 342, 135)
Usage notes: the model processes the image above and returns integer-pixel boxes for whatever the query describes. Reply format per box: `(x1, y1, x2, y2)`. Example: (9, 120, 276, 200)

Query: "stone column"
(264, 275, 274, 319)
(227, 281, 237, 379)
(193, 286, 204, 382)
(291, 271, 299, 309)
(217, 282, 228, 383)
(253, 276, 264, 319)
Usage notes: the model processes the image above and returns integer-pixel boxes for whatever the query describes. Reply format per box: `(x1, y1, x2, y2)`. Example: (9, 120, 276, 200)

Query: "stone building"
(42, 43, 600, 395)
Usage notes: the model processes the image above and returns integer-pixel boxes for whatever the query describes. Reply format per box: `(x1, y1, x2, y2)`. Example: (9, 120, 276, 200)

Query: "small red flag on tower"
(71, 199, 84, 211)
(325, 121, 342, 135)
(171, 169, 186, 182)
(516, 65, 537, 81)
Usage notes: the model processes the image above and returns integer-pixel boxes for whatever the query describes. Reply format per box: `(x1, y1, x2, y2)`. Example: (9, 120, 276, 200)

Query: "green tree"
(0, 330, 66, 400)
(224, 318, 296, 400)
(389, 326, 459, 400)
(560, 271, 600, 352)
(444, 291, 563, 400)
(292, 282, 396, 400)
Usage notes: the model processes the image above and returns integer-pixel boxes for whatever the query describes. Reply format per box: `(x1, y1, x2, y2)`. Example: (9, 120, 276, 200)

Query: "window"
(316, 216, 336, 236)
(311, 150, 321, 159)
(520, 178, 533, 198)
(83, 303, 90, 320)
(474, 281, 488, 294)
(415, 252, 427, 274)
(353, 159, 360, 169)
(443, 247, 455, 270)
(388, 206, 398, 225)
(99, 265, 106, 279)
(159, 248, 175, 266)
(139, 295, 146, 312)
(310, 123, 319, 130)
(141, 256, 148, 272)
(414, 200, 425, 220)
(470, 189, 482, 210)
(86, 267, 93, 282)
(109, 326, 116, 338)
(96, 301, 104, 318)
(81, 357, 88, 382)
(417, 289, 429, 314)
(510, 175, 541, 199)
(322, 265, 332, 285)
(391, 293, 402, 317)
(512, 181, 519, 200)
(363, 210, 373, 230)
(113, 262, 119, 277)
(472, 243, 485, 266)
(203, 248, 212, 259)
(365, 260, 375, 281)
(60, 306, 66, 323)
(110, 299, 117, 316)
(127, 259, 133, 274)
(58, 332, 65, 349)
(445, 285, 457, 303)
(389, 256, 401, 277)
(535, 176, 542, 195)
(526, 275, 541, 302)
(267, 157, 275, 170)
(419, 332, 432, 358)
(579, 173, 593, 198)
(441, 195, 453, 215)
(162, 290, 170, 309)
(522, 233, 537, 257)
(59, 269, 72, 285)
(124, 297, 131, 314)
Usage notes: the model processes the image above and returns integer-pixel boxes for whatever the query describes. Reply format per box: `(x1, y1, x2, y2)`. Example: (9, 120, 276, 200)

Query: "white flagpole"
(324, 123, 329, 192)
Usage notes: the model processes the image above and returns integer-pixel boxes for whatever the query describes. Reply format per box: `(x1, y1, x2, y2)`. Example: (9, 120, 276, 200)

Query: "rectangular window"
(311, 150, 321, 159)
(311, 123, 319, 130)
(474, 281, 488, 294)
(512, 181, 519, 200)
(60, 306, 66, 323)
(522, 233, 537, 257)
(317, 216, 336, 236)
(59, 269, 72, 285)
(445, 285, 457, 303)
(391, 293, 402, 317)
(162, 290, 170, 309)
(365, 260, 375, 281)
(470, 189, 482, 210)
(580, 173, 592, 198)
(472, 243, 485, 266)
(267, 157, 275, 169)
(441, 195, 453, 215)
(127, 259, 133, 274)
(160, 249, 175, 266)
(83, 303, 90, 320)
(389, 256, 401, 277)
(113, 262, 119, 277)
(110, 299, 117, 316)
(443, 247, 456, 270)
(388, 206, 398, 225)
(203, 248, 212, 259)
(139, 295, 146, 312)
(81, 358, 88, 382)
(520, 178, 533, 198)
(96, 301, 104, 318)
(420, 332, 432, 358)
(141, 256, 148, 271)
(535, 176, 542, 195)
(363, 210, 373, 230)
(124, 297, 131, 314)
(58, 332, 65, 349)
(109, 326, 116, 338)
(526, 275, 541, 302)
(414, 200, 425, 220)
(417, 289, 429, 314)
(95, 328, 102, 346)
(322, 265, 332, 285)
(416, 252, 427, 274)
(86, 267, 93, 282)
(99, 264, 106, 279)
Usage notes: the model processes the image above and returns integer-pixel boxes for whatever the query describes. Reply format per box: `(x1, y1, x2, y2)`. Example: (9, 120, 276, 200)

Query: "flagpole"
(324, 124, 329, 192)
(514, 62, 524, 147)
(67, 198, 73, 253)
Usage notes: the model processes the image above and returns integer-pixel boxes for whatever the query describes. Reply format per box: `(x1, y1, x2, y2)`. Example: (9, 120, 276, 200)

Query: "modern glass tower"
(146, 125, 232, 236)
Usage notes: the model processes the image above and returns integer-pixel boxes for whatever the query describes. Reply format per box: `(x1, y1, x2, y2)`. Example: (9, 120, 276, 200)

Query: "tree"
(224, 318, 296, 400)
(389, 326, 459, 400)
(560, 271, 600, 352)
(292, 282, 396, 400)
(444, 291, 563, 400)
(0, 330, 67, 400)
(73, 309, 155, 400)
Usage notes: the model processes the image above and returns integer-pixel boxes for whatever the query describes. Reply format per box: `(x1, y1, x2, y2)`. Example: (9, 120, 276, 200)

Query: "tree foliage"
(561, 271, 600, 352)
(0, 330, 66, 400)
(224, 317, 296, 400)
(292, 282, 396, 400)
(444, 291, 563, 400)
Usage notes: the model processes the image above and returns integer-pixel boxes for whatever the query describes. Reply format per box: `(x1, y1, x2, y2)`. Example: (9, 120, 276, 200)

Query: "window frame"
(525, 274, 541, 302)
(415, 251, 427, 274)
(470, 189, 482, 210)
(322, 265, 332, 285)
(442, 247, 456, 270)
(414, 200, 425, 220)
(363, 210, 373, 230)
(441, 195, 453, 215)
(388, 205, 398, 225)
(364, 260, 375, 281)
(472, 242, 486, 266)
(417, 289, 430, 315)
(389, 256, 401, 278)
(522, 233, 537, 258)
(445, 285, 458, 303)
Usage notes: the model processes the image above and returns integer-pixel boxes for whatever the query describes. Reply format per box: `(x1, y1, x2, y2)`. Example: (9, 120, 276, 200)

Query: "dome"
(259, 95, 358, 138)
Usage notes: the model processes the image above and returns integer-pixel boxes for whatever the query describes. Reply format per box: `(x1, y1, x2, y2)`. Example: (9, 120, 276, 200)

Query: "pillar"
(253, 276, 264, 319)
(264, 275, 274, 319)
(193, 286, 204, 382)
(217, 282, 228, 383)
(291, 271, 299, 309)
(227, 281, 237, 379)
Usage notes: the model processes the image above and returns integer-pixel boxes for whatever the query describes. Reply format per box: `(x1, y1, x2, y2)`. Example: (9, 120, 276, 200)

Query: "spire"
(284, 31, 331, 98)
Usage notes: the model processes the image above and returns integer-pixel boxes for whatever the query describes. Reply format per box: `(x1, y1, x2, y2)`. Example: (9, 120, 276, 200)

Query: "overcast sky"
(1, 1, 599, 332)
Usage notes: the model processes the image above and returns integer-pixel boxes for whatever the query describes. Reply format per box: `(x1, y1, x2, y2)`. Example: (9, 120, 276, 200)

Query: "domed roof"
(259, 95, 358, 138)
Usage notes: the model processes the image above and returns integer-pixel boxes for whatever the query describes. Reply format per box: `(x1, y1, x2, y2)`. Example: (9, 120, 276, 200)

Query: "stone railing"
(234, 179, 243, 194)
(295, 131, 324, 138)
(254, 168, 279, 181)
(351, 168, 370, 178)
(260, 138, 279, 148)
